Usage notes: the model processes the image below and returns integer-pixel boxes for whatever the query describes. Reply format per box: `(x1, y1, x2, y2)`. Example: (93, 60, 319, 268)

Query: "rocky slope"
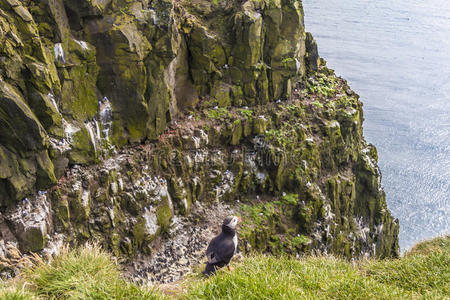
(0, 0, 399, 281)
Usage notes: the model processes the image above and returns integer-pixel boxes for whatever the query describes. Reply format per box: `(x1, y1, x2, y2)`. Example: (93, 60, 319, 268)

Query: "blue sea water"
(303, 0, 450, 251)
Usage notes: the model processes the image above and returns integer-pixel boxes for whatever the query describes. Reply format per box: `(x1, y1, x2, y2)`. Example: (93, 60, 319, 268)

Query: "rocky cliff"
(0, 0, 399, 280)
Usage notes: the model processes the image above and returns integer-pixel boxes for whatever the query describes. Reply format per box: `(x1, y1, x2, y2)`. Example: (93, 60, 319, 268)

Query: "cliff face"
(0, 0, 398, 276)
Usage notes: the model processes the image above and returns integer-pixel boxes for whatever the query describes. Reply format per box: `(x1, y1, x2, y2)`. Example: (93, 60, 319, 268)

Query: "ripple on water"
(303, 0, 450, 251)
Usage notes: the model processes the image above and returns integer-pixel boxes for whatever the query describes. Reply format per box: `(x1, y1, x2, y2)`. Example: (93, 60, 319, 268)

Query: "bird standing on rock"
(203, 216, 240, 276)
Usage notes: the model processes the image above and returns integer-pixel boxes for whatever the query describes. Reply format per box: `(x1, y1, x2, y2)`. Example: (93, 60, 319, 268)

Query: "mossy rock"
(156, 196, 173, 232)
(67, 126, 96, 165)
(18, 226, 48, 253)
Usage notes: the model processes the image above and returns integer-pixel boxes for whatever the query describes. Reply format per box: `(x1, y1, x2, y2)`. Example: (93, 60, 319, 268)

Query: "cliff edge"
(0, 0, 399, 280)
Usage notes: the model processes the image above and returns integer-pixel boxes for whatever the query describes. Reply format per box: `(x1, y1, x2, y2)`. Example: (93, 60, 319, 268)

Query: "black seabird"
(203, 215, 240, 276)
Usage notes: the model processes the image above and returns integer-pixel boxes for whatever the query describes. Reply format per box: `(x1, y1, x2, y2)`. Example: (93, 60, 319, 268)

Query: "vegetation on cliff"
(0, 67, 399, 277)
(1, 0, 399, 283)
(0, 236, 448, 299)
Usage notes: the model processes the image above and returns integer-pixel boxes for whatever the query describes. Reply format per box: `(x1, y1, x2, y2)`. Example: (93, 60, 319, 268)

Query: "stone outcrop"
(1, 0, 313, 205)
(0, 0, 399, 278)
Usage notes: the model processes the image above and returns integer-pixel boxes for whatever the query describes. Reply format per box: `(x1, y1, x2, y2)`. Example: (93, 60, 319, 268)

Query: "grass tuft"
(21, 243, 165, 300)
(0, 286, 37, 300)
(1, 236, 448, 299)
(362, 236, 450, 298)
(406, 235, 450, 257)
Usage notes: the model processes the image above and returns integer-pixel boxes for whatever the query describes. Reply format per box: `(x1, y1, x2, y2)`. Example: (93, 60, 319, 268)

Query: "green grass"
(406, 235, 450, 257)
(184, 236, 449, 299)
(362, 236, 450, 298)
(185, 256, 409, 299)
(10, 244, 166, 300)
(282, 193, 298, 206)
(237, 108, 253, 119)
(0, 286, 37, 300)
(1, 237, 448, 299)
(205, 107, 231, 119)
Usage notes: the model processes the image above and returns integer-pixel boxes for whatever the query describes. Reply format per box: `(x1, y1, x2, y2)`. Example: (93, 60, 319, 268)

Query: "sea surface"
(303, 0, 450, 251)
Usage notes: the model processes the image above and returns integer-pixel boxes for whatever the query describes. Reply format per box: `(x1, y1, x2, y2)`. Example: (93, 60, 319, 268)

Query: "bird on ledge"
(203, 215, 241, 276)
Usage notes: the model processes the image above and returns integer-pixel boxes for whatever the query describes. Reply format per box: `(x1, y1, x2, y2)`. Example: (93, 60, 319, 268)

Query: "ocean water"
(303, 0, 450, 251)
